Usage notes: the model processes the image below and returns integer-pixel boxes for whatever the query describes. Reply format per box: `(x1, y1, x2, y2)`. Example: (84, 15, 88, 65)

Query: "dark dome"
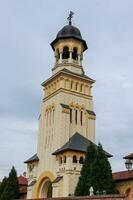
(56, 25, 82, 40)
(51, 24, 88, 51)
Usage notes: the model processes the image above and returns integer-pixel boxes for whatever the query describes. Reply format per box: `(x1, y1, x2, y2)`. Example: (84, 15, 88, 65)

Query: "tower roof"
(24, 154, 39, 163)
(52, 132, 112, 157)
(57, 25, 82, 40)
(51, 24, 88, 51)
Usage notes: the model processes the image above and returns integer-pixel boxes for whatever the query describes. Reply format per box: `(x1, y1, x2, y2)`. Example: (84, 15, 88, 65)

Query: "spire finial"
(67, 11, 74, 25)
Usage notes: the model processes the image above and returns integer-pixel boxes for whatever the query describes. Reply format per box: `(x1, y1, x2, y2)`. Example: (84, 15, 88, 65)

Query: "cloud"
(0, 117, 37, 179)
(0, 0, 133, 179)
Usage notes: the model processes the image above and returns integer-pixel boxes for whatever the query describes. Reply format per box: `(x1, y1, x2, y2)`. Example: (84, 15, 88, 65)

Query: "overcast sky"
(0, 0, 133, 180)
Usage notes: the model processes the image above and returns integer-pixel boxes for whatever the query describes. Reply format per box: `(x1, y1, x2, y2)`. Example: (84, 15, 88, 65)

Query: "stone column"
(59, 52, 63, 63)
(54, 52, 57, 64)
(72, 81, 76, 90)
(69, 50, 73, 63)
(78, 54, 81, 65)
(85, 85, 89, 95)
(77, 83, 80, 92)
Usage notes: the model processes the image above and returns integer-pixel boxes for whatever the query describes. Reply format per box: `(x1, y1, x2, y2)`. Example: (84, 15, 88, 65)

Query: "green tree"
(1, 166, 20, 200)
(91, 143, 116, 194)
(0, 177, 8, 199)
(74, 142, 97, 196)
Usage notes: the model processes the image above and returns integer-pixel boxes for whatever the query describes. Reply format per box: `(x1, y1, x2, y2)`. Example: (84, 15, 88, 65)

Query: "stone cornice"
(41, 69, 95, 87)
(52, 62, 83, 71)
(43, 88, 93, 102)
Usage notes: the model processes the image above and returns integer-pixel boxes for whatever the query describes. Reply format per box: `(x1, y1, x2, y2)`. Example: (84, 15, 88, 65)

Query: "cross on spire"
(67, 11, 74, 25)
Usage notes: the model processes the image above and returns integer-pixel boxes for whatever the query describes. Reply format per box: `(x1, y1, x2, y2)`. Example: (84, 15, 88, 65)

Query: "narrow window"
(47, 112, 49, 126)
(45, 136, 47, 146)
(79, 156, 84, 164)
(53, 110, 55, 124)
(73, 155, 77, 163)
(64, 156, 66, 163)
(75, 110, 77, 124)
(59, 157, 62, 164)
(49, 111, 51, 125)
(48, 135, 50, 145)
(46, 112, 48, 127)
(70, 109, 72, 123)
(80, 111, 83, 125)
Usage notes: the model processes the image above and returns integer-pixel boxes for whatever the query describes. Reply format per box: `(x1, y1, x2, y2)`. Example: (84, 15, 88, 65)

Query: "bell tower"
(51, 12, 87, 75)
(25, 13, 96, 199)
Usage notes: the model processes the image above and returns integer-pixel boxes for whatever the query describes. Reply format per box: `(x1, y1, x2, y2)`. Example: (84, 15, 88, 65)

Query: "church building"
(25, 14, 98, 199)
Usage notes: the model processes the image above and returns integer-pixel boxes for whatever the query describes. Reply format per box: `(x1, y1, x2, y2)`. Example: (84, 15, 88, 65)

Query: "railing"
(62, 59, 69, 64)
(56, 59, 78, 65)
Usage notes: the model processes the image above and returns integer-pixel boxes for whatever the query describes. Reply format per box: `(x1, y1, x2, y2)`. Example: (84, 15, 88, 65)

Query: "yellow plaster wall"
(116, 180, 133, 195)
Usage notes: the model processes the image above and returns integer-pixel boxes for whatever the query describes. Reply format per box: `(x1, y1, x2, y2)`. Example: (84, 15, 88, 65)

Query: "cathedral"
(25, 14, 97, 199)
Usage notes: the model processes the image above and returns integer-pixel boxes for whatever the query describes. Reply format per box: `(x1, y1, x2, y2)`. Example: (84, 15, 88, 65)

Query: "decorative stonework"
(69, 102, 85, 110)
(43, 70, 95, 100)
(45, 103, 55, 113)
(62, 108, 70, 114)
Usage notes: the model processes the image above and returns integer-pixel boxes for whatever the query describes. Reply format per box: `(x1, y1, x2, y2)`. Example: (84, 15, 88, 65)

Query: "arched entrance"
(32, 171, 55, 198)
(41, 178, 52, 198)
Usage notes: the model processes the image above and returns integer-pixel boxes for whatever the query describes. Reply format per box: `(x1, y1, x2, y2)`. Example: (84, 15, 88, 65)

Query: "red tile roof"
(18, 176, 28, 185)
(123, 153, 133, 160)
(113, 170, 133, 181)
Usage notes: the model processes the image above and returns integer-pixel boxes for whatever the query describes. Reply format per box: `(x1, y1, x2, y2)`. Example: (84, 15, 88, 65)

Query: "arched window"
(72, 47, 78, 60)
(75, 110, 77, 124)
(64, 156, 66, 163)
(80, 111, 83, 125)
(73, 155, 77, 163)
(29, 163, 34, 172)
(80, 84, 83, 92)
(59, 157, 62, 164)
(62, 47, 69, 59)
(53, 109, 55, 124)
(70, 109, 72, 123)
(79, 156, 84, 164)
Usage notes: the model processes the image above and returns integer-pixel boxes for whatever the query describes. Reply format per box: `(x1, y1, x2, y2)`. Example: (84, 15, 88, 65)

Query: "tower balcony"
(57, 58, 79, 65)
(52, 56, 84, 75)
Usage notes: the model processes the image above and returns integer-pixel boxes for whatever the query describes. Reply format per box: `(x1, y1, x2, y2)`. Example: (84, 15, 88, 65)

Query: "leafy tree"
(91, 143, 116, 194)
(74, 142, 97, 196)
(1, 166, 20, 200)
(0, 177, 8, 198)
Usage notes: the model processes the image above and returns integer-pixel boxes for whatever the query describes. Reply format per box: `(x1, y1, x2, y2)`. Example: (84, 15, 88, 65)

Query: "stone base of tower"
(52, 172, 80, 197)
(27, 169, 80, 198)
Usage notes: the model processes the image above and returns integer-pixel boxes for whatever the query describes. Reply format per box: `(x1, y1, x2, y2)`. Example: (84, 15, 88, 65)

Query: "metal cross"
(67, 11, 74, 25)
